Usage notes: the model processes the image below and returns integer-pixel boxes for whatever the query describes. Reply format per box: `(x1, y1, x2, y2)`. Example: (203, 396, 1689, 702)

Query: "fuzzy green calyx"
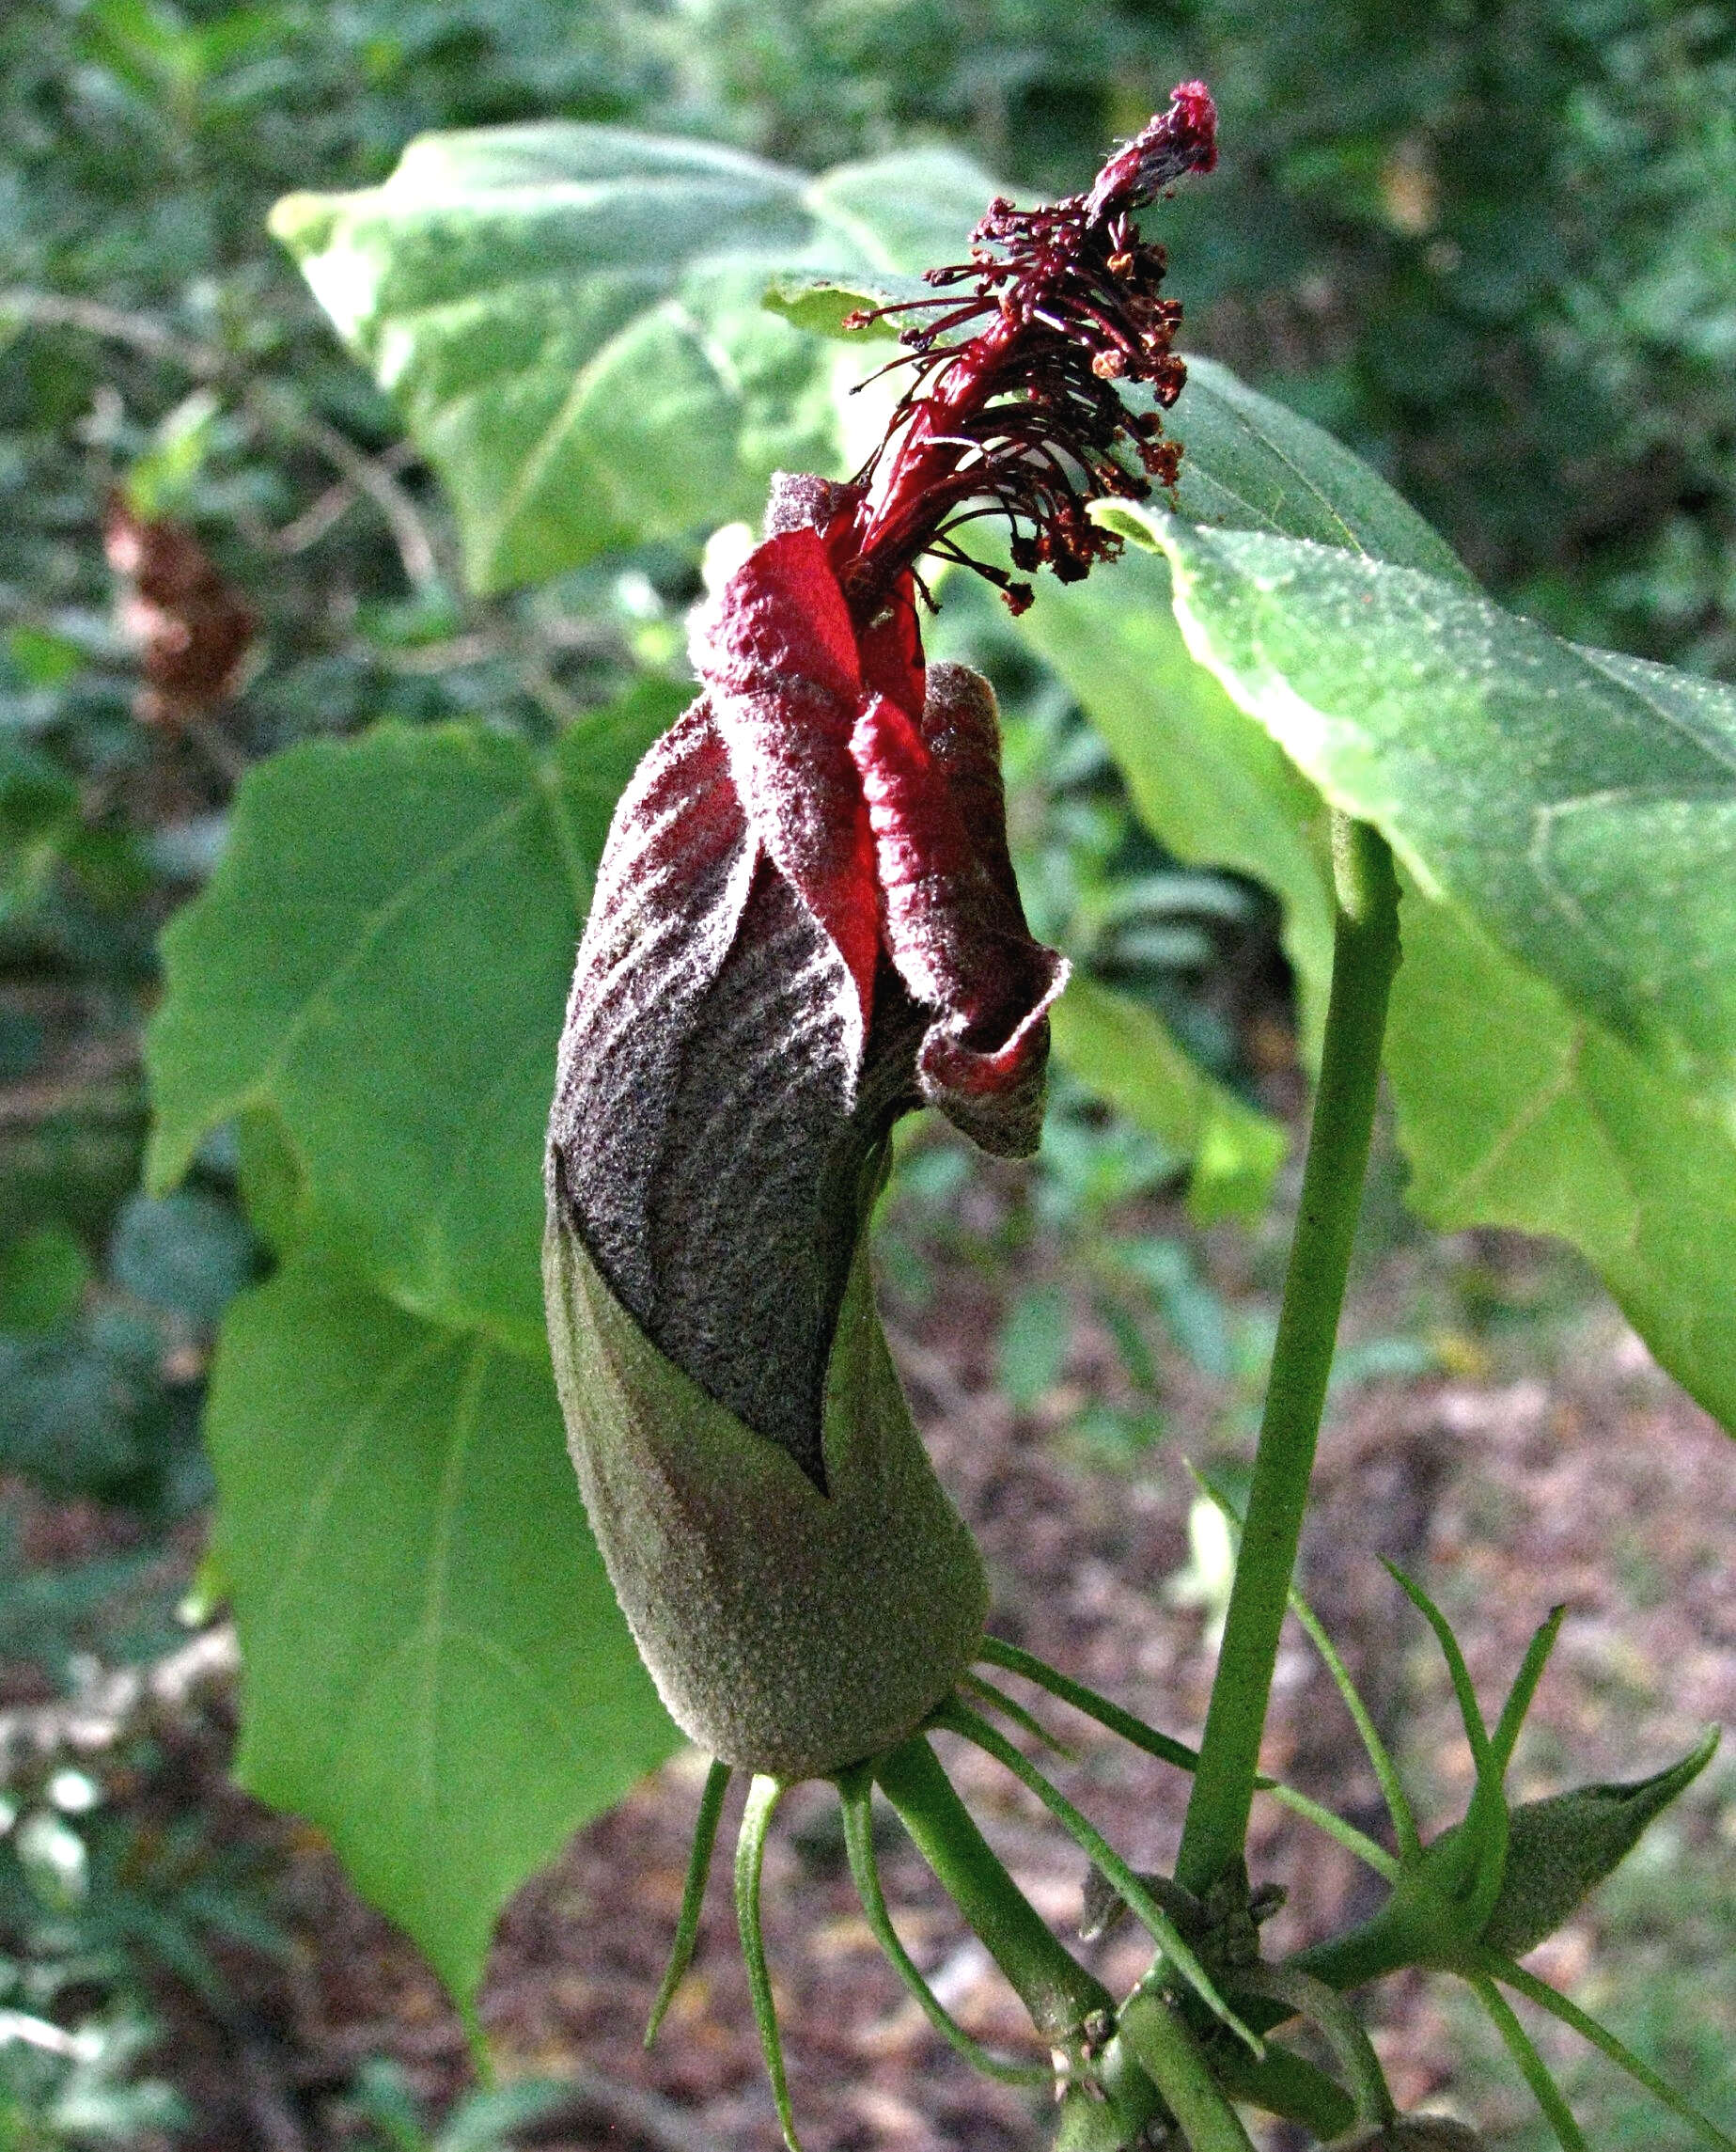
(1297, 1729, 1720, 1994)
(1467, 1730, 1719, 1957)
(543, 1194, 987, 1781)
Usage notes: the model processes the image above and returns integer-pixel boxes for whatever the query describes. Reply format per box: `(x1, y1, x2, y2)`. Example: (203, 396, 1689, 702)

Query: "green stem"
(835, 1767, 1054, 2087)
(1288, 1896, 1428, 1996)
(868, 1736, 1344, 2138)
(647, 1757, 731, 2045)
(1233, 1964, 1394, 2128)
(735, 1775, 799, 2152)
(981, 1635, 1398, 1877)
(1281, 1571, 1419, 1862)
(1176, 815, 1400, 1899)
(978, 1636, 1198, 1772)
(1473, 1973, 1587, 2151)
(932, 1695, 1251, 2047)
(869, 1734, 1113, 2044)
(1479, 1950, 1736, 2152)
(959, 1670, 1076, 1759)
(1211, 2038, 1357, 2140)
(1119, 1992, 1258, 2152)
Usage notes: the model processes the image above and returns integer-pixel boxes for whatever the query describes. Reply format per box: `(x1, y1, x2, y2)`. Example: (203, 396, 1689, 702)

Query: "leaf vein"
(256, 789, 537, 1100)
(257, 1330, 454, 1642)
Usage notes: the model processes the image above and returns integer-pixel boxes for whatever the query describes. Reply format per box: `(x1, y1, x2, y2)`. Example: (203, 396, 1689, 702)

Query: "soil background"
(54, 1219, 1734, 2152)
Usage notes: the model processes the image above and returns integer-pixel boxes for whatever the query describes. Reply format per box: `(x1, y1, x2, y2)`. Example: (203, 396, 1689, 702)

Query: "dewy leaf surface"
(146, 693, 679, 1350)
(1088, 503, 1736, 1429)
(271, 126, 992, 591)
(206, 1253, 678, 2012)
(1132, 514, 1736, 1113)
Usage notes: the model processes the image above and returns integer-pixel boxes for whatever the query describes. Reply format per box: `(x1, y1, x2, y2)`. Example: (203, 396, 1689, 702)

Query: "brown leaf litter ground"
(21, 1220, 1736, 2151)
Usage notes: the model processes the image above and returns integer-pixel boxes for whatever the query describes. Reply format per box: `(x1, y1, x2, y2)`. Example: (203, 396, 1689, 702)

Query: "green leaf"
(1104, 505, 1736, 1429)
(1012, 545, 1337, 1050)
(996, 1282, 1071, 1409)
(802, 145, 998, 275)
(146, 688, 680, 1350)
(271, 127, 990, 591)
(6, 625, 85, 690)
(1133, 517, 1736, 1110)
(1048, 973, 1286, 1223)
(1149, 357, 1474, 586)
(761, 265, 947, 340)
(206, 1252, 678, 2011)
(1387, 894, 1736, 1430)
(0, 1225, 91, 1333)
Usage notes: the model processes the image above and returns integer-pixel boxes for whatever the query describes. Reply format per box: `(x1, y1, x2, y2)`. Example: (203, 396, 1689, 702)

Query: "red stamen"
(832, 81, 1217, 617)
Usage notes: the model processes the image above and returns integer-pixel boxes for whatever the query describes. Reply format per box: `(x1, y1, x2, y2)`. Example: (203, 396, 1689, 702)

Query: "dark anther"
(835, 81, 1217, 619)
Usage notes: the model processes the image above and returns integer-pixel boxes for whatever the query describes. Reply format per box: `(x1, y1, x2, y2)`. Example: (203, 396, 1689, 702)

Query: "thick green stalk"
(1176, 816, 1400, 1897)
(735, 1775, 798, 2150)
(1119, 1993, 1258, 2152)
(870, 1734, 1113, 2043)
(872, 1734, 1357, 2143)
(931, 1695, 1249, 2044)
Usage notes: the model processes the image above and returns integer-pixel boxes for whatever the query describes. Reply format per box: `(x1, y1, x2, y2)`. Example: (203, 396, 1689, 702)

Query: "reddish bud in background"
(103, 494, 257, 727)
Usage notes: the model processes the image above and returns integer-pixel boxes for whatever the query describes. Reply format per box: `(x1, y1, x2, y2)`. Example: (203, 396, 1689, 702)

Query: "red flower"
(551, 475, 1064, 1485)
(548, 86, 1217, 1485)
(691, 477, 1068, 1145)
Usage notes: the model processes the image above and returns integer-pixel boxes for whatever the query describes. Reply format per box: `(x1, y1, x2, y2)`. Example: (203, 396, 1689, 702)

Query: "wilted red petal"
(550, 689, 927, 1483)
(551, 699, 757, 1316)
(691, 525, 882, 1036)
(851, 663, 1067, 1157)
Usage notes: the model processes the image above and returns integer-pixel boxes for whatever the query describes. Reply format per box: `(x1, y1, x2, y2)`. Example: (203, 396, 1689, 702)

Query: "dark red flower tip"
(1084, 81, 1219, 219)
(831, 80, 1217, 617)
(688, 484, 1064, 1109)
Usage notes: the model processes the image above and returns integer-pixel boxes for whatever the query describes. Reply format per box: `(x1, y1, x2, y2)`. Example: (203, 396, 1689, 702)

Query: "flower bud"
(546, 86, 1216, 1782)
(1473, 1733, 1717, 1957)
(103, 492, 257, 726)
(545, 479, 1065, 1779)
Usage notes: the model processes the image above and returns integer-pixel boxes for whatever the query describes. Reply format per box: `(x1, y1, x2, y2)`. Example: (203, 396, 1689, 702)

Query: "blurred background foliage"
(2, 0, 1735, 2139)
